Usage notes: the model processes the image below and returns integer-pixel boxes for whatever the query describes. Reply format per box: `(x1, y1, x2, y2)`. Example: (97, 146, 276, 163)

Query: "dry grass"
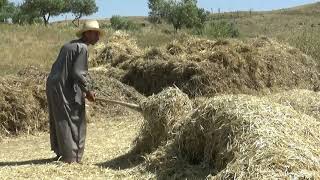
(0, 24, 72, 75)
(0, 23, 110, 76)
(226, 10, 320, 62)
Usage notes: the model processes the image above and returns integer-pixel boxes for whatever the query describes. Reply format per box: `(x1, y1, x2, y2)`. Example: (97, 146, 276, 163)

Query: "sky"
(10, 0, 319, 22)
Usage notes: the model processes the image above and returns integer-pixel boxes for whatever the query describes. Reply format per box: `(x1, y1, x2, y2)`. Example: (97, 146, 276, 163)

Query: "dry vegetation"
(0, 24, 72, 75)
(2, 2, 320, 179)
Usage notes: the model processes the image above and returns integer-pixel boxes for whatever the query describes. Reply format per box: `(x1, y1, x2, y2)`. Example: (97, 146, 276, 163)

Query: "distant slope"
(277, 2, 320, 15)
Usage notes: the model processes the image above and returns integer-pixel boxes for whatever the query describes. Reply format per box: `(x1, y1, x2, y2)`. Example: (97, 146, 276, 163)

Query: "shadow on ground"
(96, 150, 144, 170)
(0, 157, 58, 166)
(96, 146, 213, 179)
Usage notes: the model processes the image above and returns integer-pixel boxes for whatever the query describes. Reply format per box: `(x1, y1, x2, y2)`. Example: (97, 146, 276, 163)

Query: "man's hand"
(85, 91, 95, 102)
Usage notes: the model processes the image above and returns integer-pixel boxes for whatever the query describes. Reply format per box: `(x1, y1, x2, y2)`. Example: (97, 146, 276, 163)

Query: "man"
(46, 20, 105, 163)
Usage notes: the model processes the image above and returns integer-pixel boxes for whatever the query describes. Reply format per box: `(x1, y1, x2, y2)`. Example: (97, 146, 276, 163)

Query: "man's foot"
(76, 160, 83, 165)
(61, 157, 79, 164)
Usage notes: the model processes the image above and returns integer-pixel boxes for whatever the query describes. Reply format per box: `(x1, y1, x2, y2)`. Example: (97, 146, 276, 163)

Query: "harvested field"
(93, 33, 320, 97)
(0, 115, 152, 180)
(3, 22, 320, 179)
(2, 89, 320, 179)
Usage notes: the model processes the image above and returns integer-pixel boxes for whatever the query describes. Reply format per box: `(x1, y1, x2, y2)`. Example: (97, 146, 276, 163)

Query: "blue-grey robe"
(46, 39, 91, 162)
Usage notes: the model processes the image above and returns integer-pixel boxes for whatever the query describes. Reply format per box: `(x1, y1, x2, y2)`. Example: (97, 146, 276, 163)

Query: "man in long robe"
(46, 20, 105, 163)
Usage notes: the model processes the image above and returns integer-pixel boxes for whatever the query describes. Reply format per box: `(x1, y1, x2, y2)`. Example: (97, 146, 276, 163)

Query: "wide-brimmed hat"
(76, 20, 105, 38)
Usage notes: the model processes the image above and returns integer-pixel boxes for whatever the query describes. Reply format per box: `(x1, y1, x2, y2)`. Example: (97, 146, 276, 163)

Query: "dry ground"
(0, 113, 156, 180)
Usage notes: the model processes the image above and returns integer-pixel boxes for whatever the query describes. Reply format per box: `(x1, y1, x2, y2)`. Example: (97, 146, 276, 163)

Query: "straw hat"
(76, 20, 105, 38)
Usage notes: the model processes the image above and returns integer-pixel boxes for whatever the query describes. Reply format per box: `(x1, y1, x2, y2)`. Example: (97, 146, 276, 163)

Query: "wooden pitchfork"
(95, 97, 142, 112)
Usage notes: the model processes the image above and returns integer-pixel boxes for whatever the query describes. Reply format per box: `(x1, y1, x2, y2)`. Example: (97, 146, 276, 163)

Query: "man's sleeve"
(72, 46, 90, 93)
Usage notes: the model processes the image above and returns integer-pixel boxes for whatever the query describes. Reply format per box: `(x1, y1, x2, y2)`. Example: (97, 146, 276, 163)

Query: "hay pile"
(124, 37, 320, 97)
(143, 94, 320, 179)
(17, 65, 48, 110)
(133, 87, 192, 153)
(93, 33, 320, 97)
(0, 75, 47, 138)
(264, 89, 320, 120)
(88, 68, 145, 118)
(89, 42, 106, 63)
(90, 31, 142, 67)
(17, 65, 48, 83)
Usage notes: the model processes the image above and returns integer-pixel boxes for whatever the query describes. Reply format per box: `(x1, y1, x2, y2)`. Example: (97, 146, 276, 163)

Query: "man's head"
(76, 20, 105, 45)
(82, 30, 100, 45)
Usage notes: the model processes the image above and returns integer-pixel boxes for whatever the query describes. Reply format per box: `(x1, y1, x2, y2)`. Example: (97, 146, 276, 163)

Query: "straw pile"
(93, 33, 320, 97)
(17, 65, 48, 110)
(264, 89, 320, 120)
(90, 31, 142, 67)
(133, 87, 192, 153)
(125, 37, 320, 97)
(88, 68, 145, 118)
(89, 42, 106, 64)
(144, 94, 320, 179)
(0, 75, 47, 138)
(17, 65, 48, 83)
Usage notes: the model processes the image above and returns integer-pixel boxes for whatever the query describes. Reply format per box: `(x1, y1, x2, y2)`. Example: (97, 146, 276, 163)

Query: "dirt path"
(0, 114, 155, 179)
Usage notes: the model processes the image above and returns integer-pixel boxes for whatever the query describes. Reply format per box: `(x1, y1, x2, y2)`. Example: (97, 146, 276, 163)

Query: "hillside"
(281, 2, 320, 14)
(207, 2, 320, 62)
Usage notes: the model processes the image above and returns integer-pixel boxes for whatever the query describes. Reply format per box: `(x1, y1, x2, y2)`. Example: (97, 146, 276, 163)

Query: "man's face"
(83, 30, 100, 45)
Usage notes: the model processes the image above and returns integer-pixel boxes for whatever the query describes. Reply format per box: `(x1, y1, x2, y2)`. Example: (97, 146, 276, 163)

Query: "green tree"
(110, 15, 127, 30)
(21, 0, 67, 26)
(110, 15, 140, 31)
(11, 5, 42, 24)
(148, 0, 168, 24)
(166, 1, 184, 31)
(0, 0, 6, 8)
(165, 0, 208, 32)
(194, 7, 210, 33)
(0, 1, 16, 22)
(69, 0, 98, 27)
(148, 0, 209, 32)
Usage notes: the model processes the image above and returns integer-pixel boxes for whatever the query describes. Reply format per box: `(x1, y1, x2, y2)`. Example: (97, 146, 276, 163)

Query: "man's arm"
(72, 46, 95, 102)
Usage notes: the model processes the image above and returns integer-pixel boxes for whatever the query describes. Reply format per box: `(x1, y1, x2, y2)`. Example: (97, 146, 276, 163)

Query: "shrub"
(201, 21, 240, 38)
(110, 15, 140, 31)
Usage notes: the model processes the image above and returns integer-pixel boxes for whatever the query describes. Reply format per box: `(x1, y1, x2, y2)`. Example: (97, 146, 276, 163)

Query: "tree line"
(148, 0, 209, 32)
(0, 0, 98, 26)
(1, 0, 209, 33)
